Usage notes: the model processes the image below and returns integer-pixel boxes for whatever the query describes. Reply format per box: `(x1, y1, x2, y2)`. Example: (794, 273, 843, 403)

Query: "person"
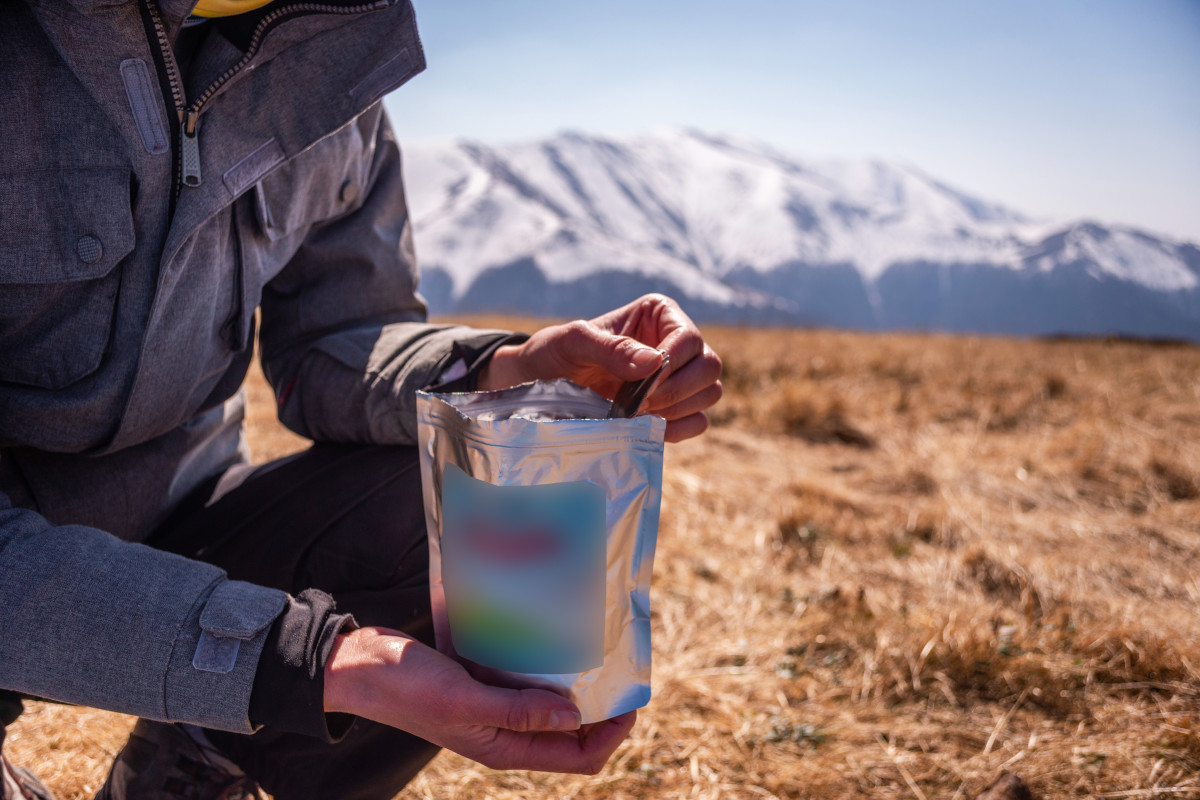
(0, 1, 723, 799)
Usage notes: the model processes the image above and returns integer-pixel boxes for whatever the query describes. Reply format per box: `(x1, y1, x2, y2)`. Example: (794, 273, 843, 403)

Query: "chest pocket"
(251, 115, 371, 244)
(0, 168, 134, 389)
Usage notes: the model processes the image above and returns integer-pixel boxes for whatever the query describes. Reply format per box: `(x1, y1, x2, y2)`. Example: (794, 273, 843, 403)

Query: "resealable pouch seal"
(417, 379, 666, 723)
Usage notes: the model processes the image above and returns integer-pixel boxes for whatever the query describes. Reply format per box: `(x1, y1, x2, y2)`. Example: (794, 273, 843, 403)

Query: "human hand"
(323, 627, 637, 774)
(478, 294, 722, 442)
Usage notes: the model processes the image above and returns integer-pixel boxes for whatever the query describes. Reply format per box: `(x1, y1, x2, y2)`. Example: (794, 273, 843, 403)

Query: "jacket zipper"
(141, 0, 391, 198)
(139, 0, 188, 207)
(179, 1, 391, 189)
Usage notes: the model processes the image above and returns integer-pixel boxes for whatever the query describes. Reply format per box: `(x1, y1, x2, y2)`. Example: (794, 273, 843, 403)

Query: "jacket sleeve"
(258, 110, 520, 446)
(0, 488, 287, 733)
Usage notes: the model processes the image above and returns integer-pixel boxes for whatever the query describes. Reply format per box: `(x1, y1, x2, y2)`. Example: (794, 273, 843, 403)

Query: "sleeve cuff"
(428, 333, 530, 394)
(247, 589, 358, 742)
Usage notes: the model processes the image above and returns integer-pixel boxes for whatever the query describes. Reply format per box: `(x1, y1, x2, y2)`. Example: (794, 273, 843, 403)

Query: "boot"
(94, 720, 259, 800)
(1, 754, 56, 800)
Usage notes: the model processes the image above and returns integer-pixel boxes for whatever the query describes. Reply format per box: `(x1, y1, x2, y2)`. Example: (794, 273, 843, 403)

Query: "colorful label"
(441, 463, 605, 675)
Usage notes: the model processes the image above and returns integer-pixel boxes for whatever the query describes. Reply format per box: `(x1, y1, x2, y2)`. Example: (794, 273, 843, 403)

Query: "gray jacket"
(0, 0, 508, 733)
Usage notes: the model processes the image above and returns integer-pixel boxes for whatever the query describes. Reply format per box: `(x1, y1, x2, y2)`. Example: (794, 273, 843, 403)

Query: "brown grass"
(8, 323, 1200, 799)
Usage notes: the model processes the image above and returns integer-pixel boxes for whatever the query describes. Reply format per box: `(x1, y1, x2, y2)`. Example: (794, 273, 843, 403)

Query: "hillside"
(402, 131, 1200, 339)
(5, 326, 1199, 799)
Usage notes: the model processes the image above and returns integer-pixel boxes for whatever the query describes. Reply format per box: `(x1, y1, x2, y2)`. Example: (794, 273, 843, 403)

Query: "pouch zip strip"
(428, 394, 612, 420)
(422, 414, 665, 451)
(435, 429, 665, 454)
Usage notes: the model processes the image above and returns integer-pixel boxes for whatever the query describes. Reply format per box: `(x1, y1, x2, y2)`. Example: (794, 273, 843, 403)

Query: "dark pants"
(3, 444, 440, 800)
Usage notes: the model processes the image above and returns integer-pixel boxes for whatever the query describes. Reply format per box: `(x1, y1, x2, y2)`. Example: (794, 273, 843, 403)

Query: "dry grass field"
(6, 320, 1200, 799)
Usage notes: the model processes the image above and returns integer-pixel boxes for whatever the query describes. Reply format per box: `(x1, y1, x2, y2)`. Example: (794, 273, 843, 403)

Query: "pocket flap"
(0, 167, 135, 284)
(199, 580, 287, 640)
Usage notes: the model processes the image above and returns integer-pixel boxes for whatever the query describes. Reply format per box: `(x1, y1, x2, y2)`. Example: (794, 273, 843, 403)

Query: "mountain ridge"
(401, 129, 1200, 339)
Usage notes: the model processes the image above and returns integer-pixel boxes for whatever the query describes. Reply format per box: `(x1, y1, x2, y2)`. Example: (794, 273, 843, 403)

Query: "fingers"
(598, 295, 712, 390)
(566, 323, 664, 382)
(656, 318, 706, 377)
(326, 627, 637, 775)
(519, 319, 664, 385)
(461, 683, 583, 734)
(653, 382, 723, 423)
(645, 343, 723, 417)
(465, 663, 574, 697)
(454, 686, 637, 774)
(486, 710, 639, 774)
(481, 294, 723, 439)
(647, 340, 723, 442)
(575, 710, 638, 771)
(665, 412, 710, 443)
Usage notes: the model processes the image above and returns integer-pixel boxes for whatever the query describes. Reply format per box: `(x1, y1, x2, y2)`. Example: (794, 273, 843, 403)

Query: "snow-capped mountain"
(402, 129, 1200, 339)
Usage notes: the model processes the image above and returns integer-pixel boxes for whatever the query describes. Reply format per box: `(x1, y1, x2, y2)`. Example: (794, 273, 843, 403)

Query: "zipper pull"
(181, 110, 202, 187)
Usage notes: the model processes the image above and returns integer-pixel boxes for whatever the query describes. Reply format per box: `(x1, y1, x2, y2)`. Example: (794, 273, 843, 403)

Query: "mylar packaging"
(416, 379, 666, 723)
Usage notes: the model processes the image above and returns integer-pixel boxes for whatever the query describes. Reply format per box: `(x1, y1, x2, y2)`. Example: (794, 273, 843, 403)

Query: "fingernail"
(550, 710, 582, 731)
(630, 348, 662, 368)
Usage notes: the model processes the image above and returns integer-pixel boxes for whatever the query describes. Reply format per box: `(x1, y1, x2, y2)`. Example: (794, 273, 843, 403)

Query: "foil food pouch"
(417, 379, 666, 723)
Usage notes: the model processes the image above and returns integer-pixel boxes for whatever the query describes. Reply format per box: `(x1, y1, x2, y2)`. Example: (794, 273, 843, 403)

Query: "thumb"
(471, 684, 583, 733)
(564, 326, 663, 382)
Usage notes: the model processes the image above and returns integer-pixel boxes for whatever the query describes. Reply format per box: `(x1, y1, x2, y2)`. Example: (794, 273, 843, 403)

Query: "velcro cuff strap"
(193, 581, 287, 675)
(199, 580, 287, 640)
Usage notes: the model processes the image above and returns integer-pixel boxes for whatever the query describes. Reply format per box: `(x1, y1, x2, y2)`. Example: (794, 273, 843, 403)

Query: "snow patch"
(400, 131, 1196, 304)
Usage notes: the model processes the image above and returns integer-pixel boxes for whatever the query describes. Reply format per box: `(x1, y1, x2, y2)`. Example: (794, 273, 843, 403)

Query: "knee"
(296, 446, 428, 596)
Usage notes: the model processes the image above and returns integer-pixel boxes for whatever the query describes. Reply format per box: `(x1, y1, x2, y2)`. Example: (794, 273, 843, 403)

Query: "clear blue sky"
(384, 0, 1200, 242)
